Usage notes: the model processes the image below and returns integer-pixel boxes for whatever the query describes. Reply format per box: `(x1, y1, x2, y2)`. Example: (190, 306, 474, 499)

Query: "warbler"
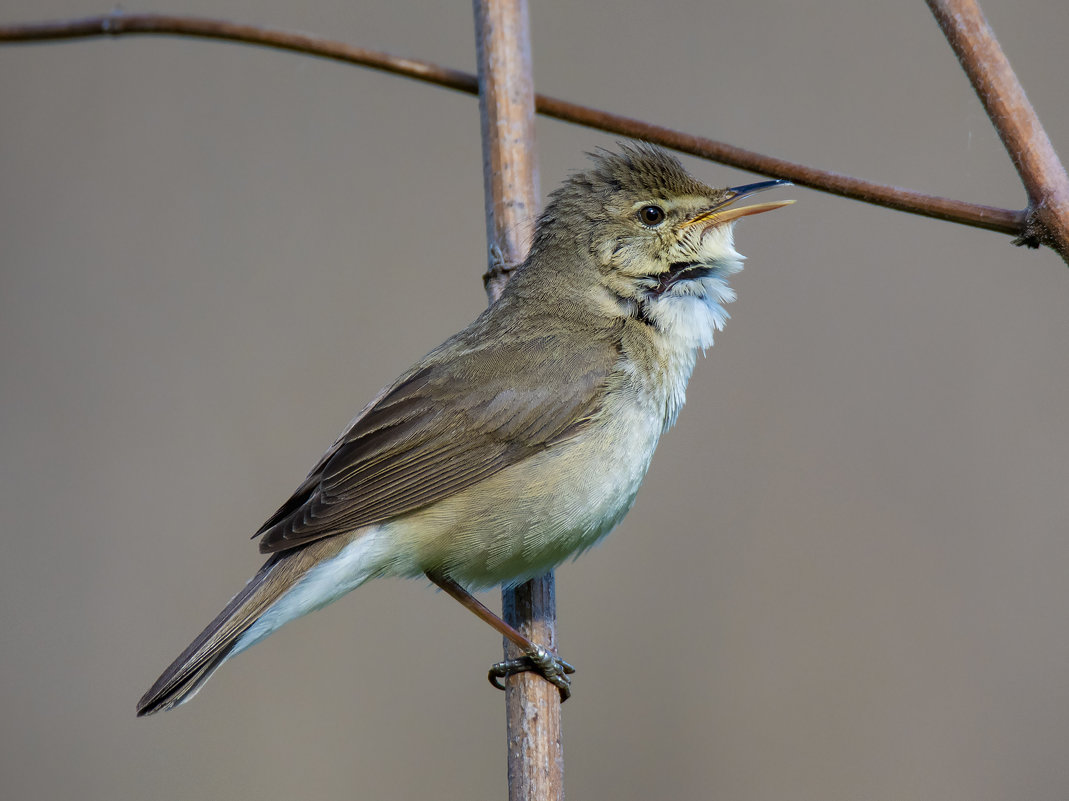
(137, 143, 792, 715)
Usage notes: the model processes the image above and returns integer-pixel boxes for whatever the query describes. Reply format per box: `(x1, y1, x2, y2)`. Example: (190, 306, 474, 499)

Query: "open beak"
(682, 179, 795, 229)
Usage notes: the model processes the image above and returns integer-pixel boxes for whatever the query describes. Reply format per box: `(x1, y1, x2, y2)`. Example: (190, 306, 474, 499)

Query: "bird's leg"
(425, 571, 575, 701)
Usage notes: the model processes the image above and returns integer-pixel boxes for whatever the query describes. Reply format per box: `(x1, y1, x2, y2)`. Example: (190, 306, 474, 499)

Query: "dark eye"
(638, 205, 666, 226)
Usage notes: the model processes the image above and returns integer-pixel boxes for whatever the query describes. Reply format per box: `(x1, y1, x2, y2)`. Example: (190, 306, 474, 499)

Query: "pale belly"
(391, 400, 665, 588)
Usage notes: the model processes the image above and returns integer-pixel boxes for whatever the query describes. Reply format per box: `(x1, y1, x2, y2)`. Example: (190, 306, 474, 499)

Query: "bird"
(136, 142, 792, 715)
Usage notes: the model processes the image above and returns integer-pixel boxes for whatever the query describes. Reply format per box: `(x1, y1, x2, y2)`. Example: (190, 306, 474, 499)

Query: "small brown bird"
(137, 143, 792, 715)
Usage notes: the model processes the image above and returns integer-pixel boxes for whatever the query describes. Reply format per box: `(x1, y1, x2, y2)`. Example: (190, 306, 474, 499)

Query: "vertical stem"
(472, 2, 564, 800)
(474, 0, 541, 301)
(500, 575, 563, 798)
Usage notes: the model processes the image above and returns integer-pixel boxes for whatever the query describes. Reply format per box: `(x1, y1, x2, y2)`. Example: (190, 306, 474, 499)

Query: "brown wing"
(256, 325, 620, 554)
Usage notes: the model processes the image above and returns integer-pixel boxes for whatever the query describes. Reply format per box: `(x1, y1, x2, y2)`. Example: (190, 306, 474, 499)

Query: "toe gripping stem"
(489, 646, 575, 702)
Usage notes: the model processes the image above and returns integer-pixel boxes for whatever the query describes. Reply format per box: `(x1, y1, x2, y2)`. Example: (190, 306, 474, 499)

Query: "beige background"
(3, 1, 1068, 799)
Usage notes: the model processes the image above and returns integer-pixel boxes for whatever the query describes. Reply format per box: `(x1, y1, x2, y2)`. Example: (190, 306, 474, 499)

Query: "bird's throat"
(649, 261, 717, 296)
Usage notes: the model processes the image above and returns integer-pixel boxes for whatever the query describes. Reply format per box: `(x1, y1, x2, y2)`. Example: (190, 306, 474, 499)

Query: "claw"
(488, 645, 575, 702)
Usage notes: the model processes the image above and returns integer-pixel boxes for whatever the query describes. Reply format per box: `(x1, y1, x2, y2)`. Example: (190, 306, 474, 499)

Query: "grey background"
(3, 1, 1068, 799)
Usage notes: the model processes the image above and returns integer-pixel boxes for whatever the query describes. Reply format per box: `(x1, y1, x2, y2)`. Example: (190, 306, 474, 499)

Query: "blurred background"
(2, 1, 1068, 799)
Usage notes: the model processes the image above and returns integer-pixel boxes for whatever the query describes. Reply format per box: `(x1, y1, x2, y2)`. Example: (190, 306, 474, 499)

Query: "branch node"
(482, 243, 517, 290)
(102, 7, 123, 34)
(1011, 206, 1050, 251)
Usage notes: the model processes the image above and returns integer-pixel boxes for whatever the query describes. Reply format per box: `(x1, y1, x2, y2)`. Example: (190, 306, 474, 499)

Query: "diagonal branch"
(0, 11, 1026, 241)
(927, 0, 1069, 261)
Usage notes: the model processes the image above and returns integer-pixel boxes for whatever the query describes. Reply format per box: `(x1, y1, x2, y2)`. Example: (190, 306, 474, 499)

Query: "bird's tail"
(137, 530, 389, 716)
(137, 552, 299, 716)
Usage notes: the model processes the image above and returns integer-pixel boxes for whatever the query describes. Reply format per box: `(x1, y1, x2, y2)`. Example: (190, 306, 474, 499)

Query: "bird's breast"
(389, 388, 667, 589)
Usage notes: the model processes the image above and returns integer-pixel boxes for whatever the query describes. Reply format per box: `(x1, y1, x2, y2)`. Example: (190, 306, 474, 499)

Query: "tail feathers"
(137, 553, 293, 716)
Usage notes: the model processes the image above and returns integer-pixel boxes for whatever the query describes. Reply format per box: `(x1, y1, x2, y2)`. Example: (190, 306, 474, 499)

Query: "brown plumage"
(137, 143, 791, 715)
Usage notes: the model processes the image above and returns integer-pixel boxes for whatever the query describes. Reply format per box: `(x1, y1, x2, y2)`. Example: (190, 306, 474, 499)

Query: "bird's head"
(526, 143, 793, 349)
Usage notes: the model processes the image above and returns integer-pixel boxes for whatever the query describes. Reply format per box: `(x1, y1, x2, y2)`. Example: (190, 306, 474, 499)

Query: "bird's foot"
(488, 645, 575, 702)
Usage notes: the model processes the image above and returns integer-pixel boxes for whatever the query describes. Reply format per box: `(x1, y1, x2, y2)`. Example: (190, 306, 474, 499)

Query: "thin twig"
(0, 11, 1025, 239)
(927, 0, 1069, 261)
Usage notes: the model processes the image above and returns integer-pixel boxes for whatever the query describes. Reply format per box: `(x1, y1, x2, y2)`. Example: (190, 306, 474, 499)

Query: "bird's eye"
(638, 205, 666, 226)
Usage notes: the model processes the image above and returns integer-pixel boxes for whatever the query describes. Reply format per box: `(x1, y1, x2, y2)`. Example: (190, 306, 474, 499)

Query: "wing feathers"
(257, 323, 621, 554)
